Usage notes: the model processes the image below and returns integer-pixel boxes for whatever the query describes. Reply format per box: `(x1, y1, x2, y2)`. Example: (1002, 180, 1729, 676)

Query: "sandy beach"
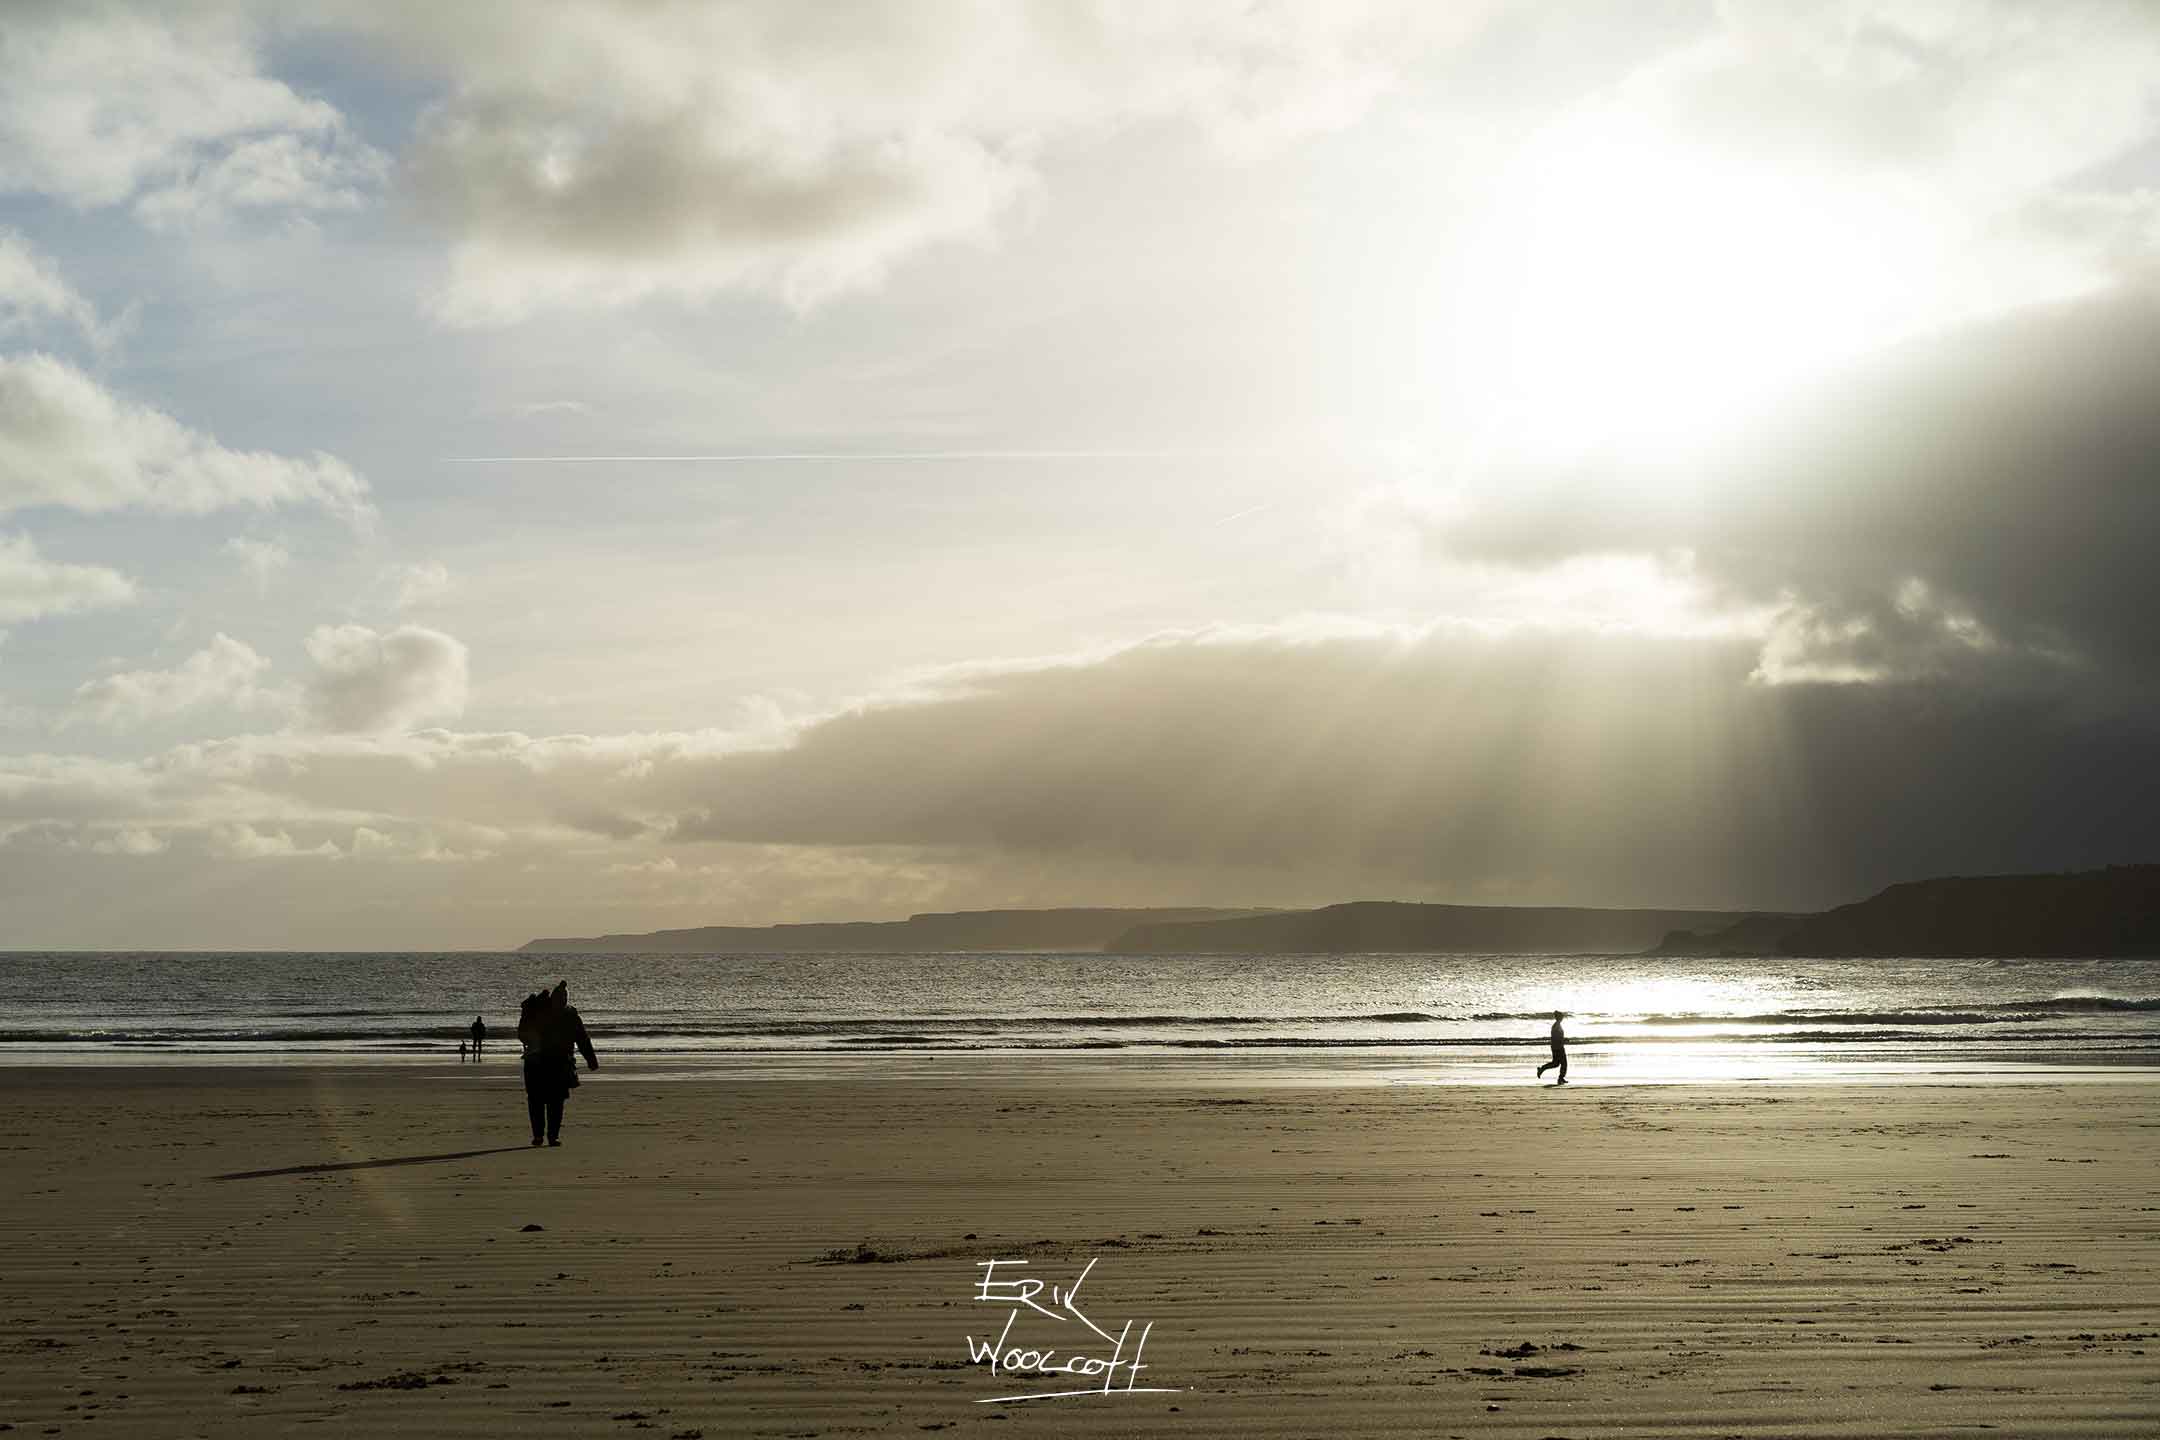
(6, 1063, 2157, 1438)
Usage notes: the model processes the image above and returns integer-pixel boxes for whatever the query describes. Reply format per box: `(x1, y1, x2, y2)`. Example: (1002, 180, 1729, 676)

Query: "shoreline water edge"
(4, 950, 2158, 1081)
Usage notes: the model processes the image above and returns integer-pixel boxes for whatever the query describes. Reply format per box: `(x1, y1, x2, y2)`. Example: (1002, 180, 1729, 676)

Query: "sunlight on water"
(1533, 971, 1787, 1025)
(1, 951, 2156, 1084)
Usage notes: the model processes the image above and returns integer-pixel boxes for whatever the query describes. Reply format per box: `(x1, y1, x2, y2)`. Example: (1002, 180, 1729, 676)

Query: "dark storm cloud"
(640, 293, 2160, 904)
(1432, 288, 2160, 690)
(663, 622, 2160, 910)
(8, 613, 2154, 938)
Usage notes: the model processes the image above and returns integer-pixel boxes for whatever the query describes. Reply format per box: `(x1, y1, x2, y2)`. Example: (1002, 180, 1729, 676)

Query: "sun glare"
(1550, 973, 1756, 1023)
(1452, 110, 1935, 462)
(1490, 552, 1731, 636)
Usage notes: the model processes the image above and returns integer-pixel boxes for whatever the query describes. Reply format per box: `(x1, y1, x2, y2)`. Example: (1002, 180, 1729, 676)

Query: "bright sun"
(1454, 109, 1938, 462)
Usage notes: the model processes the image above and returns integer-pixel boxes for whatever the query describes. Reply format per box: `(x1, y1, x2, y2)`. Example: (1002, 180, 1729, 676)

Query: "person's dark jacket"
(537, 1004, 597, 1069)
(517, 994, 596, 1102)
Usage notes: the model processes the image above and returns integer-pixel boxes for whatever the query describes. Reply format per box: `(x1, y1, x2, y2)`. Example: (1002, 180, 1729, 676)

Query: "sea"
(3, 950, 2158, 1084)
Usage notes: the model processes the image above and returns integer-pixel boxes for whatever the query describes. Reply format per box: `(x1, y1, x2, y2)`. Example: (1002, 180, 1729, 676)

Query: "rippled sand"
(6, 1062, 2157, 1437)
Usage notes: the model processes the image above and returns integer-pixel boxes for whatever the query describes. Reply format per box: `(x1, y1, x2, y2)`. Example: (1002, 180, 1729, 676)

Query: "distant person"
(470, 1014, 487, 1060)
(519, 981, 598, 1147)
(1535, 1010, 1568, 1085)
(458, 1038, 469, 1063)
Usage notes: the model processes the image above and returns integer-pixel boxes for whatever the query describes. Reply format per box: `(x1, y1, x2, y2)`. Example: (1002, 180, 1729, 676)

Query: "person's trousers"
(1537, 1050, 1567, 1081)
(526, 1091, 564, 1140)
(523, 1054, 570, 1139)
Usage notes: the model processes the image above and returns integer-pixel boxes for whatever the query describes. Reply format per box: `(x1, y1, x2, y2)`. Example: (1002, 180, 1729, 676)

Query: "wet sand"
(5, 1063, 2157, 1437)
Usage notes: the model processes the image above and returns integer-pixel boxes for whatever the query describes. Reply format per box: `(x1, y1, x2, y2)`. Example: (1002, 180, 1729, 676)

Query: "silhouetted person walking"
(470, 1014, 486, 1060)
(1535, 1010, 1568, 1085)
(519, 981, 597, 1147)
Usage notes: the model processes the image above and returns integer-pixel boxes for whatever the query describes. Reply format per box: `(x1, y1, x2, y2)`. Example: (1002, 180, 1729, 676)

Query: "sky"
(3, 0, 2160, 948)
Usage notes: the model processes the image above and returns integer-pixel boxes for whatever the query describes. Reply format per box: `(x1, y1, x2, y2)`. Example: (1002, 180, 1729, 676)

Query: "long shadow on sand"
(211, 1146, 530, 1181)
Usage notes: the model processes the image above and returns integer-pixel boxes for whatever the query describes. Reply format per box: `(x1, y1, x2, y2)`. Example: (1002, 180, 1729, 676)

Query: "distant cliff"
(1651, 912, 1811, 958)
(1109, 901, 1756, 955)
(525, 866, 2160, 957)
(520, 907, 1276, 954)
(1657, 865, 2160, 958)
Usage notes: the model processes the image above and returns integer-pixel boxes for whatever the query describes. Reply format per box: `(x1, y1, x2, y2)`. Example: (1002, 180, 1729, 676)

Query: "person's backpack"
(516, 991, 545, 1049)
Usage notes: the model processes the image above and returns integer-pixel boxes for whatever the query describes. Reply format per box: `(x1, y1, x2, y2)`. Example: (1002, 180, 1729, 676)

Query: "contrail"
(441, 448, 1258, 464)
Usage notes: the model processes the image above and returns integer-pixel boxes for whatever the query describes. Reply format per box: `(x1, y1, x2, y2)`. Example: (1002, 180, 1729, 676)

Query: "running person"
(1535, 1010, 1568, 1084)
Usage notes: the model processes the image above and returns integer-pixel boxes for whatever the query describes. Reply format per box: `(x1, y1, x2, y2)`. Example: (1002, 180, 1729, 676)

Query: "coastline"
(7, 1062, 2157, 1437)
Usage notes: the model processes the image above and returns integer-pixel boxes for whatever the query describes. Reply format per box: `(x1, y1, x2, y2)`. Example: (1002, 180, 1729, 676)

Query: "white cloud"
(1646, 2, 2160, 209)
(1750, 579, 2014, 688)
(0, 229, 102, 343)
(304, 623, 470, 733)
(375, 560, 452, 611)
(90, 825, 165, 856)
(353, 0, 1442, 321)
(72, 633, 278, 728)
(0, 4, 385, 224)
(0, 353, 372, 519)
(0, 531, 134, 622)
(207, 822, 339, 859)
(132, 130, 386, 230)
(221, 535, 291, 590)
